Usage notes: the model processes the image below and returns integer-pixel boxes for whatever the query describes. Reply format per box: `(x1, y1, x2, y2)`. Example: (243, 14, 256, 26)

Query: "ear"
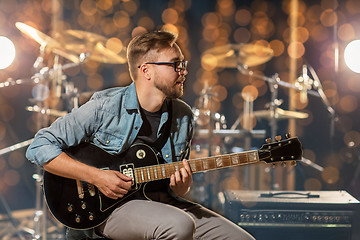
(138, 64, 151, 80)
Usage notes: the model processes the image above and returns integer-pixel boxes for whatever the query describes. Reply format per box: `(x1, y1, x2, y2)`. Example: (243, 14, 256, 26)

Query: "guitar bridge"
(119, 164, 137, 190)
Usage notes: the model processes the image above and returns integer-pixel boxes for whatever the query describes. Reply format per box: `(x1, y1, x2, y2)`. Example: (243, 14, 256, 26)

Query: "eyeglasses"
(138, 60, 188, 72)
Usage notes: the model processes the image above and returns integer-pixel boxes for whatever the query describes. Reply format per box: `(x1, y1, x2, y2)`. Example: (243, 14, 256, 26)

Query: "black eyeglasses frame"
(138, 60, 188, 72)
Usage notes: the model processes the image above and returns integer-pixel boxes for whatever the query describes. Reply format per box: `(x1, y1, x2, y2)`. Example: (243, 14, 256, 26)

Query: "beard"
(155, 79, 184, 99)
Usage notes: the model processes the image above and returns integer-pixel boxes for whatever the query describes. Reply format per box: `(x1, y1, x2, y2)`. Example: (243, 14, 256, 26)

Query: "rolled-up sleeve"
(26, 100, 98, 166)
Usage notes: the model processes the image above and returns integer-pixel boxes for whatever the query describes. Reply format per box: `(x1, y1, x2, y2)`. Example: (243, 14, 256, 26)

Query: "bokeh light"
(344, 40, 360, 73)
(0, 36, 16, 69)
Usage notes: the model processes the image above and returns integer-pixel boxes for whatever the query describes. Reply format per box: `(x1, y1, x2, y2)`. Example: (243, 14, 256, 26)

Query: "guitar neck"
(134, 150, 259, 184)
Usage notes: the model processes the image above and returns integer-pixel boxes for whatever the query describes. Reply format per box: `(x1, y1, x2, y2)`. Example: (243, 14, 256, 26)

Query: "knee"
(157, 213, 195, 240)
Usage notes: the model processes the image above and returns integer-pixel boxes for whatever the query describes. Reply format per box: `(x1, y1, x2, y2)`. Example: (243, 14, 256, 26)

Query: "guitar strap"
(153, 98, 173, 158)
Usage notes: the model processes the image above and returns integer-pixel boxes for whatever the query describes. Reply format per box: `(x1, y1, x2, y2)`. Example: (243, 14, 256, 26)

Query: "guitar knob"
(275, 135, 281, 141)
(265, 138, 272, 143)
(67, 204, 73, 212)
(281, 162, 286, 167)
(81, 201, 87, 210)
(75, 215, 81, 223)
(291, 161, 297, 166)
(285, 133, 291, 138)
(89, 212, 95, 221)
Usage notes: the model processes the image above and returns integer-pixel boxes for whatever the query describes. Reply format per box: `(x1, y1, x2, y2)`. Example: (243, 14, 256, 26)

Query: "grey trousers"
(98, 192, 255, 240)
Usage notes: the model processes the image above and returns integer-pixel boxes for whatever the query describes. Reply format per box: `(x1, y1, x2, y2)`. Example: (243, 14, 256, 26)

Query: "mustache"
(176, 76, 185, 83)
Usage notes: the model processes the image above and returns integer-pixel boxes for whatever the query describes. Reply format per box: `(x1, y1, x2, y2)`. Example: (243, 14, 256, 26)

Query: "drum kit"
(0, 22, 326, 239)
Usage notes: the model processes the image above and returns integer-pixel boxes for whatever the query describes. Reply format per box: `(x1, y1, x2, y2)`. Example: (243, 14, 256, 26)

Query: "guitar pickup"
(119, 164, 137, 189)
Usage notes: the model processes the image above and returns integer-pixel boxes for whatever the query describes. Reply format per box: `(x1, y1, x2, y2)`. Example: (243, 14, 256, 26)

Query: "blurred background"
(0, 0, 360, 238)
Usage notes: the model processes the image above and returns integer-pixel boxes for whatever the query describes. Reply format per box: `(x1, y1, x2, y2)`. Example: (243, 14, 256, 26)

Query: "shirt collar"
(123, 82, 140, 110)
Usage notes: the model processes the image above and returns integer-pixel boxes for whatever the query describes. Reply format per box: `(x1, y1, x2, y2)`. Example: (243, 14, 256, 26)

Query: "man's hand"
(170, 159, 193, 197)
(95, 170, 133, 199)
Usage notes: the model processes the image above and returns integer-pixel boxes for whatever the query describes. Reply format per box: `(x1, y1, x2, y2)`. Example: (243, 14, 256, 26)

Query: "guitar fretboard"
(134, 150, 259, 184)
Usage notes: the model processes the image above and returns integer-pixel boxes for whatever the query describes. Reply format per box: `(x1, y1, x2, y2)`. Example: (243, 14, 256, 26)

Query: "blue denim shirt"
(26, 82, 194, 166)
(26, 82, 194, 239)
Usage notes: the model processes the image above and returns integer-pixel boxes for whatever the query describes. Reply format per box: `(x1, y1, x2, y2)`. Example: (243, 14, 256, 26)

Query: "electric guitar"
(43, 136, 302, 230)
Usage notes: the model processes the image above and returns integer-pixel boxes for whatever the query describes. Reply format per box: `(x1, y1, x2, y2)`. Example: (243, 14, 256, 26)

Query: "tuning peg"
(265, 138, 272, 143)
(275, 135, 281, 141)
(272, 163, 276, 168)
(291, 161, 297, 166)
(285, 133, 291, 138)
(281, 162, 286, 167)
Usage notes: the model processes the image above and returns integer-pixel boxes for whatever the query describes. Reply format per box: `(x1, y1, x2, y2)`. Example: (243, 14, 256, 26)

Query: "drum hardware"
(300, 157, 324, 172)
(0, 22, 127, 239)
(236, 63, 329, 189)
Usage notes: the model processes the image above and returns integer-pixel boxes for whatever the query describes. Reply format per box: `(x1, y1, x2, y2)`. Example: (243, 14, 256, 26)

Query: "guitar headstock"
(258, 134, 302, 166)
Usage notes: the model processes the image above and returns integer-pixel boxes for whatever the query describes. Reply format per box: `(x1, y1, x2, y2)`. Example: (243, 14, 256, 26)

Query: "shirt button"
(106, 140, 110, 144)
(165, 155, 169, 158)
(180, 150, 183, 153)
(135, 126, 138, 130)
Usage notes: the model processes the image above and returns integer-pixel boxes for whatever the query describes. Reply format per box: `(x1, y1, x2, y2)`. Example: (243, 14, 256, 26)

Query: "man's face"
(151, 44, 188, 99)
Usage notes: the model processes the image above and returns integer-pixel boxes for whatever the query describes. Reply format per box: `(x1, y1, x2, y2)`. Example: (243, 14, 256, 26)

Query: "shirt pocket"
(92, 131, 124, 153)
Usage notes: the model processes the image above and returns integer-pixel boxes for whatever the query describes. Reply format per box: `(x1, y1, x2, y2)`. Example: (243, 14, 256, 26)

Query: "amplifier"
(223, 190, 360, 240)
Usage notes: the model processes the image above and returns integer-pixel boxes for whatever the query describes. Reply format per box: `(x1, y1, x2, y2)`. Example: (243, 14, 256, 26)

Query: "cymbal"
(15, 22, 80, 63)
(61, 30, 127, 64)
(253, 108, 309, 120)
(202, 43, 273, 68)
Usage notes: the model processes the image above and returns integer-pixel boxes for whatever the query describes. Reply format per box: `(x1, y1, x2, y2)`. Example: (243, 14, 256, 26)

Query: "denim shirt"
(26, 82, 194, 239)
(26, 82, 194, 167)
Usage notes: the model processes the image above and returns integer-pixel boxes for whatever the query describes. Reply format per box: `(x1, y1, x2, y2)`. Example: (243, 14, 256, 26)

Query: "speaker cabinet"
(223, 190, 360, 240)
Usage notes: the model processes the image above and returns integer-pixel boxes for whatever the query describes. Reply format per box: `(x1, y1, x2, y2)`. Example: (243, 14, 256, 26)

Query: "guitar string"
(134, 151, 257, 184)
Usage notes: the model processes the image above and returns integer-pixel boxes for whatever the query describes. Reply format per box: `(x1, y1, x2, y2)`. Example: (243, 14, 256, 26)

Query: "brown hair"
(127, 31, 178, 81)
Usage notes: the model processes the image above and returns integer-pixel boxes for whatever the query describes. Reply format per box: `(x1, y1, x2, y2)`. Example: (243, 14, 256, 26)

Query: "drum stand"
(0, 54, 82, 239)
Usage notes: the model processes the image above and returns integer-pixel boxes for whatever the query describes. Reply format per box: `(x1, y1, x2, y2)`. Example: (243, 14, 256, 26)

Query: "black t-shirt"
(134, 99, 172, 192)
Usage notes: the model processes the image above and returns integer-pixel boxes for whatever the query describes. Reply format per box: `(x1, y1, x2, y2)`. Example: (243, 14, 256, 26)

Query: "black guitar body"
(43, 142, 160, 230)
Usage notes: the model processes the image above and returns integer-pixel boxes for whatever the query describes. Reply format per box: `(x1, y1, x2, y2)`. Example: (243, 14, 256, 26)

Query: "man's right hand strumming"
(43, 152, 132, 200)
(94, 170, 132, 199)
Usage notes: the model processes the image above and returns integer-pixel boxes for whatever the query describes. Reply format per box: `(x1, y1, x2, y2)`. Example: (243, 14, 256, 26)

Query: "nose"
(179, 68, 188, 76)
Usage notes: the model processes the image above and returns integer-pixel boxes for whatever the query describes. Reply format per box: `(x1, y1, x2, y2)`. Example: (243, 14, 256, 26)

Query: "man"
(26, 31, 255, 240)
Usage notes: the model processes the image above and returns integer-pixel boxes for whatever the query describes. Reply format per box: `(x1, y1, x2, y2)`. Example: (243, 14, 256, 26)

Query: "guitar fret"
(189, 161, 197, 172)
(202, 158, 209, 170)
(140, 169, 144, 182)
(161, 165, 166, 178)
(146, 168, 151, 180)
(154, 167, 158, 179)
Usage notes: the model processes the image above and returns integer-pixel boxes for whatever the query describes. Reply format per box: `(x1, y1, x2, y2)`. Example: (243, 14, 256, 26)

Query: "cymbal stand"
(267, 73, 282, 190)
(29, 53, 80, 240)
(236, 65, 286, 190)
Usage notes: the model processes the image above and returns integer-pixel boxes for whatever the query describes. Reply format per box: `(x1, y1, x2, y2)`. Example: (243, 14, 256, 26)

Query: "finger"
(174, 170, 182, 184)
(182, 159, 192, 173)
(116, 171, 133, 181)
(99, 187, 119, 199)
(170, 174, 176, 187)
(180, 167, 190, 184)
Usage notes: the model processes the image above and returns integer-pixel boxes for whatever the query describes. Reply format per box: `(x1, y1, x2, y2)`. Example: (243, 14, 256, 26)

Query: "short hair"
(127, 31, 178, 81)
